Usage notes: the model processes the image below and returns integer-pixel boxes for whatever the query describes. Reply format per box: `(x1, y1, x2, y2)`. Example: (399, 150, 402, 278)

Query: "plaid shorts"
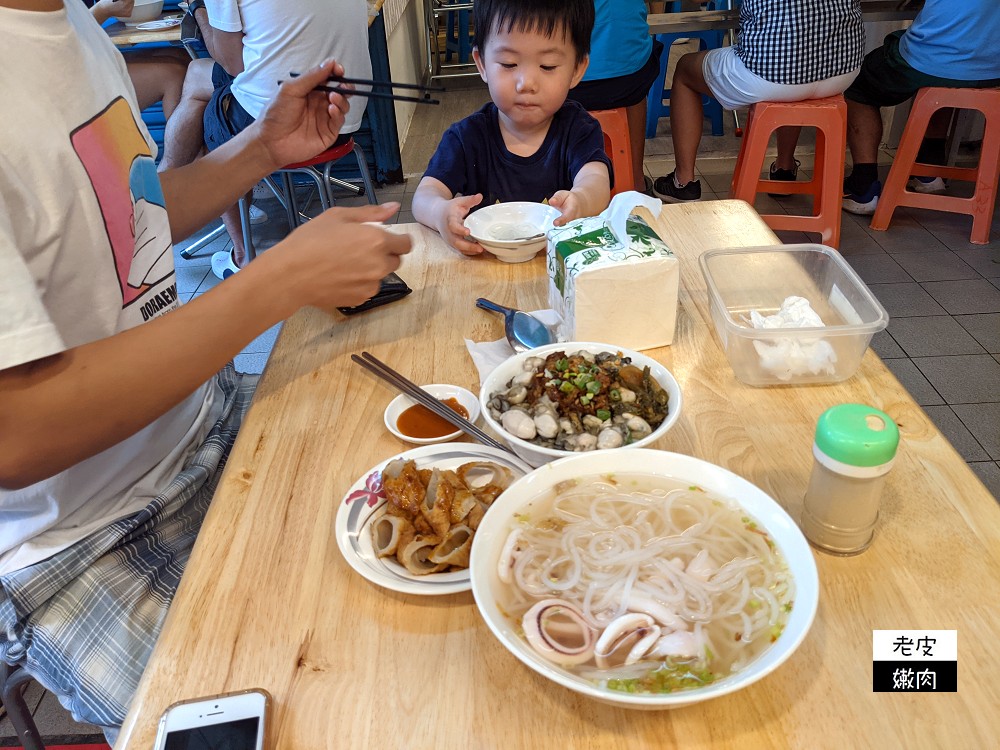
(0, 365, 258, 740)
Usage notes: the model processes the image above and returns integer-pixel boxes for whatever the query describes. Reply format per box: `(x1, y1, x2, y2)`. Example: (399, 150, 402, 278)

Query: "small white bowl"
(115, 0, 165, 24)
(464, 202, 561, 263)
(480, 342, 683, 466)
(470, 449, 819, 710)
(383, 384, 480, 445)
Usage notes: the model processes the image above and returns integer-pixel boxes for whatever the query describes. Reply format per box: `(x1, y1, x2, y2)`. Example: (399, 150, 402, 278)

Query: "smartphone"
(337, 272, 412, 315)
(152, 689, 270, 750)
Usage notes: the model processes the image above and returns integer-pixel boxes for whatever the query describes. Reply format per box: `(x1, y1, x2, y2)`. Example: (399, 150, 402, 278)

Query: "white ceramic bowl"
(479, 342, 682, 466)
(383, 384, 480, 445)
(116, 0, 164, 24)
(464, 202, 561, 263)
(470, 449, 820, 710)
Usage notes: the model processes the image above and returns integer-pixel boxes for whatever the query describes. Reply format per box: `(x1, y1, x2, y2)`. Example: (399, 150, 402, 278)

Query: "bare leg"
(124, 58, 189, 118)
(160, 58, 216, 171)
(625, 98, 649, 191)
(774, 126, 802, 171)
(847, 100, 882, 164)
(222, 194, 251, 267)
(668, 51, 711, 185)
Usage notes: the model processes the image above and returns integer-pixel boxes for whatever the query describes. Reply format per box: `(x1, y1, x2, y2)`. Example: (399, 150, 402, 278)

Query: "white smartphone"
(152, 688, 270, 750)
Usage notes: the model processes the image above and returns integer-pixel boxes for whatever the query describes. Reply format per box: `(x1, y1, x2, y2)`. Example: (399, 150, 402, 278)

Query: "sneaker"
(211, 249, 241, 280)
(643, 174, 655, 197)
(908, 175, 947, 194)
(842, 180, 882, 215)
(248, 204, 268, 225)
(652, 171, 702, 203)
(767, 159, 800, 197)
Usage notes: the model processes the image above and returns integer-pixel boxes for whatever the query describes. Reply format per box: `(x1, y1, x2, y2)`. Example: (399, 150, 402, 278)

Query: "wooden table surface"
(116, 201, 1000, 750)
(105, 13, 184, 48)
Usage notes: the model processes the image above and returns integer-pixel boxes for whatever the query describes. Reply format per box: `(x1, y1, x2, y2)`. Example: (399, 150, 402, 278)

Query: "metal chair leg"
(238, 196, 255, 263)
(179, 224, 226, 260)
(1, 663, 45, 750)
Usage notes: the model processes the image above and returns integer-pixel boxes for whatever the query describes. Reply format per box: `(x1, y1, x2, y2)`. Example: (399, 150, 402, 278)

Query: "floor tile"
(882, 358, 944, 406)
(921, 406, 990, 462)
(864, 214, 948, 255)
(922, 279, 1000, 314)
(956, 313, 1000, 353)
(865, 282, 947, 317)
(871, 330, 905, 359)
(234, 351, 270, 375)
(912, 354, 1000, 404)
(951, 246, 1000, 278)
(845, 254, 911, 284)
(30, 689, 102, 738)
(887, 316, 986, 357)
(952, 403, 1000, 460)
(968, 462, 1000, 502)
(243, 323, 283, 355)
(889, 251, 979, 282)
(174, 264, 210, 297)
(0, 680, 46, 738)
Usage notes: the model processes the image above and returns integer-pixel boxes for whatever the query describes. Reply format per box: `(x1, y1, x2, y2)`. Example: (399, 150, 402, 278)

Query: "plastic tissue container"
(699, 244, 889, 386)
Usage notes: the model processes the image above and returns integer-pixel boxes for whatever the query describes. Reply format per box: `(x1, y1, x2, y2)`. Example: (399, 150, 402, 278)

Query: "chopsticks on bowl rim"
(351, 351, 513, 453)
(284, 72, 443, 105)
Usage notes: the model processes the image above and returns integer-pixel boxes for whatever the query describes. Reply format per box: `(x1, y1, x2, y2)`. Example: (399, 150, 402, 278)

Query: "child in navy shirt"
(412, 0, 612, 256)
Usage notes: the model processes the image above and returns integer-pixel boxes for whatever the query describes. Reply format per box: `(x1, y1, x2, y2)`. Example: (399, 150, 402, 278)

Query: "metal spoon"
(476, 298, 555, 352)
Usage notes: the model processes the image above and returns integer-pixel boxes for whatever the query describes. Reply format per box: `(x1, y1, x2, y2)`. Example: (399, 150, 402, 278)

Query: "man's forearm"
(159, 122, 276, 242)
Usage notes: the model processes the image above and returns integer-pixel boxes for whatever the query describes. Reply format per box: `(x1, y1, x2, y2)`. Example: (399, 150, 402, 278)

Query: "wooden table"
(105, 13, 185, 49)
(117, 201, 1000, 750)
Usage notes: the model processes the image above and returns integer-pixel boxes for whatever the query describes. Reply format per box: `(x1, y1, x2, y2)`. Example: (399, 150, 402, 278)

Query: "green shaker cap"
(814, 404, 899, 467)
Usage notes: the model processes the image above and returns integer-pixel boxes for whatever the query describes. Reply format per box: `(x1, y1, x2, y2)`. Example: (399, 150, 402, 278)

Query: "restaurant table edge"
(117, 200, 1000, 750)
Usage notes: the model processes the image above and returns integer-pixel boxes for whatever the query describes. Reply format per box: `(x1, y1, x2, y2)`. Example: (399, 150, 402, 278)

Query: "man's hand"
(91, 0, 134, 24)
(251, 59, 354, 173)
(257, 202, 413, 313)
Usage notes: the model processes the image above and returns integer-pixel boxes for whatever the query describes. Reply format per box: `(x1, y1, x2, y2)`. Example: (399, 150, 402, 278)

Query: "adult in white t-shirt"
(0, 0, 409, 738)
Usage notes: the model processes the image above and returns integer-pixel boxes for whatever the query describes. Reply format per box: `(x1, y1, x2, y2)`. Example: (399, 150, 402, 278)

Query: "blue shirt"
(583, 0, 652, 81)
(423, 101, 613, 210)
(898, 0, 1000, 81)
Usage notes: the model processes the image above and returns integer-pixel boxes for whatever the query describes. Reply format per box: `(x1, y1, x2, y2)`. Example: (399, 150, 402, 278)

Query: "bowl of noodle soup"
(469, 449, 818, 709)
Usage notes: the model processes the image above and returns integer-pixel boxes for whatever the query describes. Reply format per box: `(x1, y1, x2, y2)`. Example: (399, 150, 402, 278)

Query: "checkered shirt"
(735, 0, 865, 85)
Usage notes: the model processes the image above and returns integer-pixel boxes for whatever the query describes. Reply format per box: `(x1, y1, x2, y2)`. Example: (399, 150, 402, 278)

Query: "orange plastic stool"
(730, 95, 847, 248)
(870, 87, 1000, 245)
(590, 108, 635, 197)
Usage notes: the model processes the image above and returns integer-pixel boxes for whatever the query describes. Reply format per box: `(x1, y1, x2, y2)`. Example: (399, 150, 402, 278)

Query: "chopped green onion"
(596, 408, 611, 421)
(609, 388, 621, 401)
(555, 358, 569, 372)
(580, 393, 592, 405)
(559, 381, 576, 394)
(586, 380, 601, 394)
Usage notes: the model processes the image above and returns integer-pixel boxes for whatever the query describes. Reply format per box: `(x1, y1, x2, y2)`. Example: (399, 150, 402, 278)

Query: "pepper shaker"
(800, 404, 900, 555)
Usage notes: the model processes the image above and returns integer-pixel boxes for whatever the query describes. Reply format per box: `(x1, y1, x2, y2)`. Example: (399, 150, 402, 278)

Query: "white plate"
(335, 444, 534, 595)
(383, 384, 480, 445)
(135, 18, 182, 29)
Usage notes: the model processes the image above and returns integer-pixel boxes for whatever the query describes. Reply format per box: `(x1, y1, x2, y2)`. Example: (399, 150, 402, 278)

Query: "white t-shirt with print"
(0, 1, 221, 575)
(205, 0, 372, 133)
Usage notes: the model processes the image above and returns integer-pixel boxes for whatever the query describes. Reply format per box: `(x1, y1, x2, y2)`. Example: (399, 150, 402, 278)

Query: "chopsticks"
(351, 352, 512, 453)
(285, 72, 443, 105)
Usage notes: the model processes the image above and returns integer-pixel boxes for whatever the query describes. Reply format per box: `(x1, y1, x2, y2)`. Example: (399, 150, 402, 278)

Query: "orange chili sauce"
(396, 397, 469, 439)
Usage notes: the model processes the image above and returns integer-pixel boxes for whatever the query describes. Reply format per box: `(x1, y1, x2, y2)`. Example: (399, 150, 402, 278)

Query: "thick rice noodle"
(501, 475, 794, 691)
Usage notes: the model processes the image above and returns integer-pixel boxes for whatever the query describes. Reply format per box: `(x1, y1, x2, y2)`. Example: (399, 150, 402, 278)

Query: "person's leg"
(222, 196, 251, 267)
(845, 99, 883, 194)
(124, 57, 189, 119)
(625, 98, 649, 192)
(668, 50, 711, 185)
(160, 58, 216, 172)
(774, 127, 803, 171)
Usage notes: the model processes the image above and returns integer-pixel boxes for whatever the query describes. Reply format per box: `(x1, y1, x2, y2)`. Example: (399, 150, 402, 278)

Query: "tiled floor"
(7, 73, 1000, 748)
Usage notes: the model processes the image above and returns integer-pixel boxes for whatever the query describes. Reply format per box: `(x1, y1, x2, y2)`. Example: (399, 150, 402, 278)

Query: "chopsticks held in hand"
(285, 72, 443, 105)
(351, 352, 512, 453)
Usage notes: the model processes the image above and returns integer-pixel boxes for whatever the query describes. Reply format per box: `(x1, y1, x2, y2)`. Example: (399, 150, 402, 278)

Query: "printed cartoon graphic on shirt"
(70, 97, 176, 323)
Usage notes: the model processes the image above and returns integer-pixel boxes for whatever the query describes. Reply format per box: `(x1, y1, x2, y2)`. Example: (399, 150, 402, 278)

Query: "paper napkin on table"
(463, 309, 562, 387)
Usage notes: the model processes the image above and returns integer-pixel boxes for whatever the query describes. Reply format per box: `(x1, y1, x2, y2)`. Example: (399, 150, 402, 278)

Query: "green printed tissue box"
(547, 213, 679, 350)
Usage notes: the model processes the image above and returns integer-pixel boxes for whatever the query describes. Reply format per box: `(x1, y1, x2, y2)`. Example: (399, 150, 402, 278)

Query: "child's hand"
(549, 190, 584, 226)
(438, 194, 485, 256)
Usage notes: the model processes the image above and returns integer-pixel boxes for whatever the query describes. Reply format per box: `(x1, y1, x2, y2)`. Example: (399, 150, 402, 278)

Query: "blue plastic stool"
(444, 5, 473, 64)
(645, 30, 727, 138)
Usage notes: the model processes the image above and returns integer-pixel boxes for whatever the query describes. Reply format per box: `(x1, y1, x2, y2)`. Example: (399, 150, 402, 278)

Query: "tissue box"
(547, 211, 679, 350)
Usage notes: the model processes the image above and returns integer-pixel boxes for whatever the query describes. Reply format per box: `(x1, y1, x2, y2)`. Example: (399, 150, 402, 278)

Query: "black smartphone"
(337, 272, 412, 315)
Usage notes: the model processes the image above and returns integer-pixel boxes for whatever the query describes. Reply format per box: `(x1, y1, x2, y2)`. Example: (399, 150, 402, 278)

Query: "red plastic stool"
(871, 87, 1000, 245)
(590, 108, 635, 197)
(730, 95, 847, 248)
(239, 137, 376, 261)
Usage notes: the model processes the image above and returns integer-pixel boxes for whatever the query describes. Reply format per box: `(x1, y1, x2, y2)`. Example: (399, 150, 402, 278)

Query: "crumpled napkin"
(464, 309, 562, 386)
(749, 296, 837, 380)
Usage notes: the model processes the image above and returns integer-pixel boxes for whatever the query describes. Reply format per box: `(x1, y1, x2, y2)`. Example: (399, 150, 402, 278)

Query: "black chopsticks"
(351, 351, 513, 453)
(285, 72, 443, 105)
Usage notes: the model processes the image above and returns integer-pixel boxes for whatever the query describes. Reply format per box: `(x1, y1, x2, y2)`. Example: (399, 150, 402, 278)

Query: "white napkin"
(464, 309, 562, 386)
(749, 296, 837, 380)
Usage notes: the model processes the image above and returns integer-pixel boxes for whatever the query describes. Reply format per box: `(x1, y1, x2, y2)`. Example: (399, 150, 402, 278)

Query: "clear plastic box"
(699, 244, 889, 387)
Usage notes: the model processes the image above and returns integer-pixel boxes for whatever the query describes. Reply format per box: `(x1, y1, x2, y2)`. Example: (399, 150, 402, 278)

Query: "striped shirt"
(735, 0, 865, 86)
